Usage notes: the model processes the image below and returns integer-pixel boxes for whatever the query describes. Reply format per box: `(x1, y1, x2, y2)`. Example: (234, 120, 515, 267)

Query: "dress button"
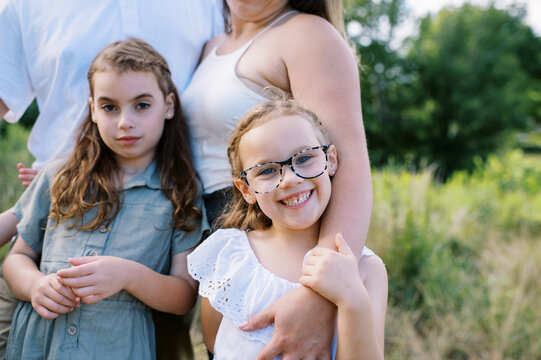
(67, 325, 78, 336)
(89, 250, 99, 256)
(99, 225, 107, 233)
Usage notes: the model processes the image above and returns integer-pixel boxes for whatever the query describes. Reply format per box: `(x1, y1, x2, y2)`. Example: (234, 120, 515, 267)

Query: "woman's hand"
(31, 273, 80, 319)
(240, 286, 335, 360)
(57, 256, 130, 304)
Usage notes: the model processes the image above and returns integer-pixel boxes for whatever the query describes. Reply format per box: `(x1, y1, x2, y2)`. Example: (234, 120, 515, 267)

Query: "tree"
(347, 2, 541, 176)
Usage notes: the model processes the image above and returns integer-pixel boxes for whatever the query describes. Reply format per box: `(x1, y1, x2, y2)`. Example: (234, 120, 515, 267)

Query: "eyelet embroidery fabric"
(187, 228, 380, 345)
(187, 228, 301, 342)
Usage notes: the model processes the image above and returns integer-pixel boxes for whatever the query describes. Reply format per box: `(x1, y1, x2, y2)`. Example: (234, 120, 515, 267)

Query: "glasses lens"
(291, 148, 327, 178)
(245, 163, 281, 193)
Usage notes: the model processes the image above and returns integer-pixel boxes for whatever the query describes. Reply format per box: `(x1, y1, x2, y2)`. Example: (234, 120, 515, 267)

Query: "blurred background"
(1, 0, 540, 358)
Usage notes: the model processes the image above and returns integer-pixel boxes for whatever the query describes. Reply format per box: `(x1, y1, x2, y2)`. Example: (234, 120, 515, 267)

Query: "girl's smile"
(279, 189, 312, 208)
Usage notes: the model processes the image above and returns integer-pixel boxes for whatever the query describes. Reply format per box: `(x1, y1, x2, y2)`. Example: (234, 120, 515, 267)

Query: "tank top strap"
(212, 10, 298, 59)
(249, 10, 298, 45)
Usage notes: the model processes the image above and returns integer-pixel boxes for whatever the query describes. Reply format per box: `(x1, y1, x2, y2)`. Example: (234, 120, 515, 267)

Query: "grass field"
(2, 124, 540, 359)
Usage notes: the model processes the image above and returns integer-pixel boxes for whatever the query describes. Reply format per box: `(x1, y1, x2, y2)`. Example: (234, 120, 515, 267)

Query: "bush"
(370, 149, 541, 358)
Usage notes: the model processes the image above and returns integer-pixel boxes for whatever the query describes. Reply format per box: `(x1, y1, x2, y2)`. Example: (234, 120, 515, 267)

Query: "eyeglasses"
(240, 145, 330, 194)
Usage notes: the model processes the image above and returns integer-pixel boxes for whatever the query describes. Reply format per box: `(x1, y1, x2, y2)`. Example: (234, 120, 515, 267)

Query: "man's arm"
(0, 98, 8, 120)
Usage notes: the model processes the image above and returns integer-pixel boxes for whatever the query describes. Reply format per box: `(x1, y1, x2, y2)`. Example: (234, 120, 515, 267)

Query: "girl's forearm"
(3, 252, 43, 302)
(336, 298, 383, 360)
(123, 260, 197, 315)
(0, 209, 19, 247)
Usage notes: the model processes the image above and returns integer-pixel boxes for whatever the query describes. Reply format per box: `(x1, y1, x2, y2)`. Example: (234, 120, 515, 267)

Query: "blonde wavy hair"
(219, 93, 331, 231)
(49, 38, 201, 232)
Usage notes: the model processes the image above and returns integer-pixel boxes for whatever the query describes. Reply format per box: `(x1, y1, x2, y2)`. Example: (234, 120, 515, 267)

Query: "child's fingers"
(57, 262, 95, 278)
(57, 274, 95, 289)
(52, 277, 79, 300)
(301, 262, 317, 276)
(307, 246, 331, 257)
(334, 233, 354, 256)
(38, 296, 74, 316)
(68, 256, 100, 266)
(81, 294, 102, 305)
(18, 173, 35, 182)
(33, 304, 60, 319)
(298, 275, 314, 289)
(45, 285, 79, 308)
(70, 285, 101, 300)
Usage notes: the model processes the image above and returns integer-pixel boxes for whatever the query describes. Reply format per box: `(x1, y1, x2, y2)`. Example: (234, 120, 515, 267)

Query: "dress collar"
(121, 161, 162, 191)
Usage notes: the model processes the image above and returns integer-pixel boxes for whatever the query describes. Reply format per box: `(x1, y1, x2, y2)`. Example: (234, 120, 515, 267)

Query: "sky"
(404, 0, 541, 35)
(347, 0, 540, 49)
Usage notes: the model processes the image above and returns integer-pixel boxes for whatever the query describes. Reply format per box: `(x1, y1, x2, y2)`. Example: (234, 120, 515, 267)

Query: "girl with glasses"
(188, 97, 387, 359)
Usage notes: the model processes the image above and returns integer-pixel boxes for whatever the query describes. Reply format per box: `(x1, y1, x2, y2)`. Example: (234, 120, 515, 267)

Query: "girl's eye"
(136, 102, 151, 110)
(102, 104, 117, 112)
(255, 166, 277, 177)
(295, 155, 313, 165)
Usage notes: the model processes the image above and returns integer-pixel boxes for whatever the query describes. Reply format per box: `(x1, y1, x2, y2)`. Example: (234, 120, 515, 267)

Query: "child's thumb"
(335, 233, 353, 256)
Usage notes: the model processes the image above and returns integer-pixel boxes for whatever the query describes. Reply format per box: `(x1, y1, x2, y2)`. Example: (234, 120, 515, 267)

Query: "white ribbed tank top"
(182, 11, 297, 194)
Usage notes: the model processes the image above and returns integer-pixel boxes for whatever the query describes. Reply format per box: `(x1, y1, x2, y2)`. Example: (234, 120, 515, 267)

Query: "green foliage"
(0, 124, 34, 259)
(346, 2, 541, 176)
(370, 149, 541, 358)
(0, 100, 39, 139)
(0, 124, 34, 209)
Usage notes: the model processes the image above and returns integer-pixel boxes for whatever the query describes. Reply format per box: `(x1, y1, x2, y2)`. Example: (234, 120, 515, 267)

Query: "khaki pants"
(0, 276, 18, 360)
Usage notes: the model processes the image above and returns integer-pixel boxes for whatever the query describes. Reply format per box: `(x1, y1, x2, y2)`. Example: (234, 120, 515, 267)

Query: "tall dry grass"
(371, 151, 541, 359)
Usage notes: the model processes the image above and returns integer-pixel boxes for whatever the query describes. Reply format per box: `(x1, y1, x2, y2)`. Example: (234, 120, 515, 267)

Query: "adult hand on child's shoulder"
(239, 286, 334, 360)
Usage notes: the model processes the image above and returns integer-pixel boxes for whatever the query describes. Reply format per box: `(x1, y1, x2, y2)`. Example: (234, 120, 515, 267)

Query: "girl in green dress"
(2, 38, 207, 360)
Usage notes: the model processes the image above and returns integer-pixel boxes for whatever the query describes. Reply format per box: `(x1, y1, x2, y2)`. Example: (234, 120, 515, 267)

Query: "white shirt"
(188, 228, 380, 359)
(0, 0, 223, 168)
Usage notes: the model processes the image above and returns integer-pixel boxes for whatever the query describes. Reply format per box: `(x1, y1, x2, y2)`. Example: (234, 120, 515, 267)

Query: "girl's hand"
(300, 233, 367, 307)
(31, 273, 80, 319)
(17, 163, 39, 187)
(56, 256, 130, 304)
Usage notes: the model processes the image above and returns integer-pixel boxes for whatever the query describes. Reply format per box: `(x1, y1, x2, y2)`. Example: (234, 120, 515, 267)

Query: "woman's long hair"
(222, 0, 346, 38)
(219, 92, 331, 231)
(49, 38, 201, 232)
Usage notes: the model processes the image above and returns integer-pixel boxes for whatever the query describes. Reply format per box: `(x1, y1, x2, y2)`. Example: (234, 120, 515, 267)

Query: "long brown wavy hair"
(222, 0, 346, 38)
(49, 38, 201, 232)
(219, 93, 331, 231)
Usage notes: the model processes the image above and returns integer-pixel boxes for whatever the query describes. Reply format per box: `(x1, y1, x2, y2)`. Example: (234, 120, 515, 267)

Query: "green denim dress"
(7, 160, 208, 360)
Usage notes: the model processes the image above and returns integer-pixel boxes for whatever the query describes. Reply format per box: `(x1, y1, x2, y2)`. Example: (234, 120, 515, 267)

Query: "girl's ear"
(89, 98, 97, 123)
(233, 178, 256, 204)
(165, 93, 175, 120)
(327, 144, 338, 176)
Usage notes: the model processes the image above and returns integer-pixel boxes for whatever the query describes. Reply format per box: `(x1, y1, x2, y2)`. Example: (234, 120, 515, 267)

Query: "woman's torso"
(182, 11, 300, 194)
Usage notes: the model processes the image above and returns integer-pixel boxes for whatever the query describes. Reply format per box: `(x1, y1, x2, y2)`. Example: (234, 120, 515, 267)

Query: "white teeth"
(282, 191, 311, 206)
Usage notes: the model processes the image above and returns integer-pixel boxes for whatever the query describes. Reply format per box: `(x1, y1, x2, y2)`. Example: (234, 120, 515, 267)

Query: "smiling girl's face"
(234, 114, 338, 232)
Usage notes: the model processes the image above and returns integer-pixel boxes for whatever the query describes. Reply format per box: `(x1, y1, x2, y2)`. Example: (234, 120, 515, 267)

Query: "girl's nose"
(118, 112, 135, 129)
(279, 165, 303, 188)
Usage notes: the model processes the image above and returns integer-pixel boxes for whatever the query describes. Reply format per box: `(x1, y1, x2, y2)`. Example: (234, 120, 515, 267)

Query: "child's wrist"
(335, 283, 369, 311)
